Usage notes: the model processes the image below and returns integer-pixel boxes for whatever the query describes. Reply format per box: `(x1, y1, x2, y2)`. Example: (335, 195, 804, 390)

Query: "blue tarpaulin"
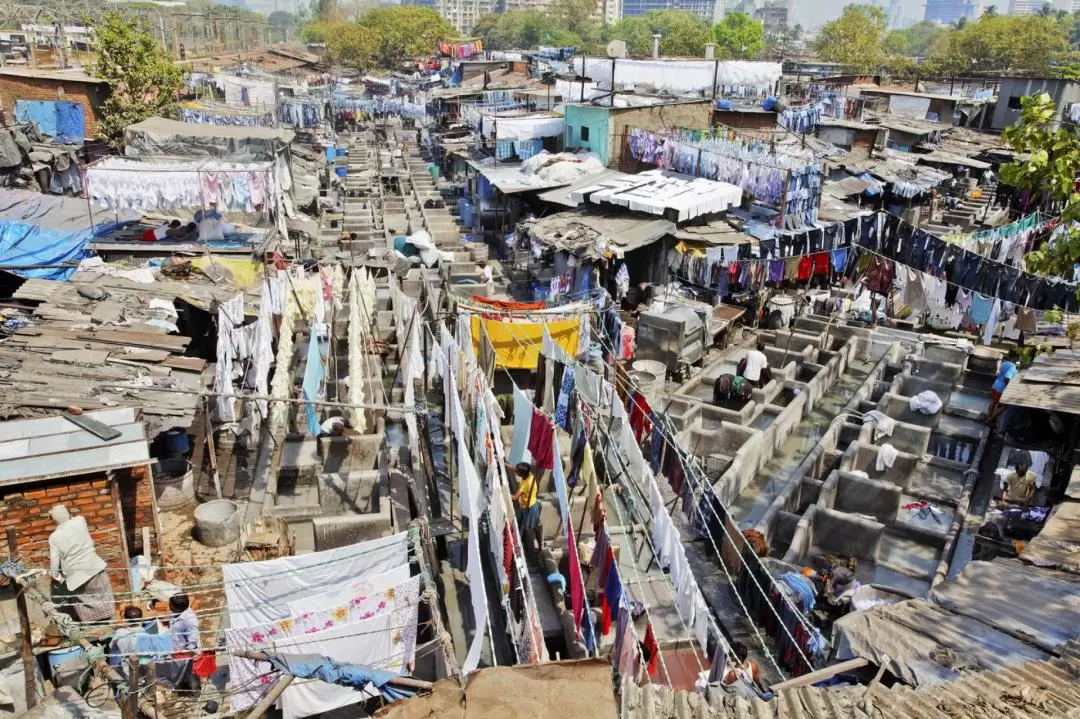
(13, 100, 85, 144)
(0, 221, 94, 280)
(264, 653, 415, 702)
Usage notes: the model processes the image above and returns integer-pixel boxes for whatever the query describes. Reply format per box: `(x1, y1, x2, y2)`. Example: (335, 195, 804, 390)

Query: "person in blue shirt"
(989, 349, 1019, 424)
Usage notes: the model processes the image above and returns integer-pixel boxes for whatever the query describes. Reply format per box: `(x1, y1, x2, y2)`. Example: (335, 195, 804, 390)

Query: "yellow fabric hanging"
(471, 316, 580, 369)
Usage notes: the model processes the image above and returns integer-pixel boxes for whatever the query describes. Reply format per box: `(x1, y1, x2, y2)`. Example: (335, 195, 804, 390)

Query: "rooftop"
(0, 66, 107, 84)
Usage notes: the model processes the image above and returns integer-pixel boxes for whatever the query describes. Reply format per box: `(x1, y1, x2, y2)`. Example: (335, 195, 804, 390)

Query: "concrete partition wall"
(841, 441, 920, 485)
(878, 392, 941, 429)
(819, 471, 903, 523)
(858, 419, 931, 456)
(782, 506, 885, 566)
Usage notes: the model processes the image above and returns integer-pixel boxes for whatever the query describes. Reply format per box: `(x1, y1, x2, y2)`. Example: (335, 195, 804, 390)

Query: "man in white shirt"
(318, 415, 354, 437)
(49, 505, 113, 622)
(739, 341, 772, 388)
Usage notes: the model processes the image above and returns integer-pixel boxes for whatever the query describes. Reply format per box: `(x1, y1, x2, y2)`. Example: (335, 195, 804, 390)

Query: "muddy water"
(729, 362, 874, 528)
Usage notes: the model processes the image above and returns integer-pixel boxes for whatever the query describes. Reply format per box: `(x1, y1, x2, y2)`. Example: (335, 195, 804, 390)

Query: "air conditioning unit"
(606, 40, 626, 59)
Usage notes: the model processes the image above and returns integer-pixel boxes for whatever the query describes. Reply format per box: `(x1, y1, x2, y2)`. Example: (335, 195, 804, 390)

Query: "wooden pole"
(5, 528, 36, 711)
(244, 674, 295, 719)
(205, 409, 223, 499)
(125, 656, 139, 719)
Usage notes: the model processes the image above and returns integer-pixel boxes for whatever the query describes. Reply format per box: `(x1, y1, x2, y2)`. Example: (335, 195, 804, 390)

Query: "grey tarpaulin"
(831, 599, 1049, 686)
(123, 117, 294, 162)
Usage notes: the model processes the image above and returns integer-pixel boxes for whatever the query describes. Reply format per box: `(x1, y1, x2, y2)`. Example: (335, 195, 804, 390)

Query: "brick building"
(0, 408, 160, 593)
(0, 67, 108, 139)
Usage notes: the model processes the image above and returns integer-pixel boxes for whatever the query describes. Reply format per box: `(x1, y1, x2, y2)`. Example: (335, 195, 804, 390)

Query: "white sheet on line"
(481, 115, 565, 141)
(226, 564, 413, 713)
(277, 612, 398, 719)
(222, 532, 410, 627)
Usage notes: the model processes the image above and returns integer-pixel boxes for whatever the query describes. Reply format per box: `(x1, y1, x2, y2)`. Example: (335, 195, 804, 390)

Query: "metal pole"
(5, 528, 36, 711)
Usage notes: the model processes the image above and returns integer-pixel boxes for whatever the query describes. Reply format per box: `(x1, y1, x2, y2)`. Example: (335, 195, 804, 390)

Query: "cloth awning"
(573, 169, 742, 222)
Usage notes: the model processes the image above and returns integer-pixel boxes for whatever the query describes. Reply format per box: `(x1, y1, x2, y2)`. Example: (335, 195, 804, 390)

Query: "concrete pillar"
(651, 33, 661, 59)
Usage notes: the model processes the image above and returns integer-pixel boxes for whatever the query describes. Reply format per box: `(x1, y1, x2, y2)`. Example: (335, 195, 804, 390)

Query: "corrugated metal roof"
(0, 408, 149, 485)
(930, 560, 1080, 654)
(1021, 499, 1080, 576)
(999, 378, 1080, 413)
(619, 648, 1080, 718)
(537, 169, 630, 208)
(524, 210, 674, 259)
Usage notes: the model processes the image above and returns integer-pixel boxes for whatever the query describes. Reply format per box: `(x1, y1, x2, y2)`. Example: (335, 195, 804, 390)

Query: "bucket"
(632, 360, 666, 398)
(459, 198, 474, 228)
(47, 646, 84, 676)
(152, 458, 196, 511)
(193, 499, 241, 548)
(163, 428, 190, 456)
(335, 166, 347, 178)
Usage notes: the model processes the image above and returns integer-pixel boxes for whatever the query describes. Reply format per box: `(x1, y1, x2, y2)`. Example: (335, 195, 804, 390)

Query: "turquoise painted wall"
(562, 104, 611, 165)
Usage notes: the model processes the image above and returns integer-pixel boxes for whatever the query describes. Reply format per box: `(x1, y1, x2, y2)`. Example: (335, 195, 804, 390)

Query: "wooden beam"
(768, 657, 870, 691)
(5, 528, 37, 710)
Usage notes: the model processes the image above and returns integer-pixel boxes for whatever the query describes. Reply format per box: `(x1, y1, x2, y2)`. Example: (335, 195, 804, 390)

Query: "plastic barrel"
(477, 175, 495, 200)
(335, 167, 347, 178)
(163, 428, 190, 456)
(47, 646, 84, 677)
(429, 164, 440, 178)
(325, 147, 336, 162)
(459, 198, 475, 229)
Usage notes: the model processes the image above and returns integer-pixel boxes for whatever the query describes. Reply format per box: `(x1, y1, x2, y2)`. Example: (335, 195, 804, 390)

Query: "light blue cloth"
(55, 102, 85, 144)
(0, 220, 93, 280)
(552, 433, 569, 527)
(302, 335, 326, 436)
(509, 386, 533, 464)
(265, 653, 414, 701)
(969, 293, 995, 325)
(133, 632, 175, 658)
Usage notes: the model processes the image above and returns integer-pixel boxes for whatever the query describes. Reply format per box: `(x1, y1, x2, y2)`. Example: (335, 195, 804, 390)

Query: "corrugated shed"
(930, 560, 1080, 654)
(620, 649, 1080, 718)
(1021, 499, 1080, 576)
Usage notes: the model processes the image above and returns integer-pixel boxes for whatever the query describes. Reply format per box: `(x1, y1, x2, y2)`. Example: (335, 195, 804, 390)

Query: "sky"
(790, 0, 928, 32)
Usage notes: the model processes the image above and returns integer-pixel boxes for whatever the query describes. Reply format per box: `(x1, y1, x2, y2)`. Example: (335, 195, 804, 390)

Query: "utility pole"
(5, 528, 36, 711)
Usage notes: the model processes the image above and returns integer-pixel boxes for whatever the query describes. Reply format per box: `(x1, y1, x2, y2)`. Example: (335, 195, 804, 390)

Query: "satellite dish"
(606, 40, 626, 59)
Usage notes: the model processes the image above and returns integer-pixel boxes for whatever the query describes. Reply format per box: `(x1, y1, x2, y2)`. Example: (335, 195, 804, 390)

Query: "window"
(1007, 96, 1023, 110)
(580, 126, 590, 141)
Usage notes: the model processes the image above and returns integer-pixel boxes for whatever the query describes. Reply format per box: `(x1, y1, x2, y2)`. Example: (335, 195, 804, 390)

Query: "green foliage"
(268, 11, 294, 29)
(356, 6, 457, 68)
(710, 11, 764, 59)
(315, 19, 377, 70)
(91, 13, 183, 148)
(606, 10, 710, 57)
(813, 5, 888, 71)
(928, 14, 1067, 75)
(310, 0, 336, 21)
(1000, 93, 1080, 280)
(884, 21, 950, 58)
(478, 10, 581, 51)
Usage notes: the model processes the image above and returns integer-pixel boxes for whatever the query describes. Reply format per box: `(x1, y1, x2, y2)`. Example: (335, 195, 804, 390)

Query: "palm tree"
(984, 4, 997, 16)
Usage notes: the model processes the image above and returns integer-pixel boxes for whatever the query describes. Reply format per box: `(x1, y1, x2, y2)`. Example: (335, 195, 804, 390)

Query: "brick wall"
(115, 465, 156, 556)
(0, 473, 125, 572)
(0, 76, 105, 138)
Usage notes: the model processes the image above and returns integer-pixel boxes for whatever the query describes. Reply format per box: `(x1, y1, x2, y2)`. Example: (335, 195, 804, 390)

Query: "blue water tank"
(163, 428, 190, 456)
(715, 99, 733, 110)
(477, 175, 495, 200)
(762, 95, 778, 111)
(459, 198, 475, 228)
(325, 147, 336, 163)
(335, 166, 347, 178)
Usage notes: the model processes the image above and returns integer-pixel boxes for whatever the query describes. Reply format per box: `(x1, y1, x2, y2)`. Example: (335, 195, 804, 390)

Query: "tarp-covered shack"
(123, 117, 294, 163)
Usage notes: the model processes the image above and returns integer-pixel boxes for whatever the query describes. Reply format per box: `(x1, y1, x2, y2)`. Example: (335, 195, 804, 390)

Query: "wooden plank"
(163, 356, 208, 373)
(49, 349, 111, 365)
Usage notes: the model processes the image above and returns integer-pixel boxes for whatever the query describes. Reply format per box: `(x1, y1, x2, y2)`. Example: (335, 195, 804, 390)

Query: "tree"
(813, 5, 888, 71)
(606, 10, 710, 57)
(711, 11, 765, 59)
(472, 13, 501, 46)
(356, 6, 456, 68)
(318, 19, 378, 70)
(928, 14, 1067, 75)
(91, 13, 183, 148)
(984, 4, 997, 16)
(268, 10, 294, 28)
(1000, 93, 1080, 281)
(310, 0, 337, 21)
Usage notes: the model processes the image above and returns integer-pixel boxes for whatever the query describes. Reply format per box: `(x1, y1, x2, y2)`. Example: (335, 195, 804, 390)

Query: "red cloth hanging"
(600, 545, 616, 635)
(643, 624, 659, 675)
(502, 523, 514, 579)
(627, 391, 652, 444)
(527, 409, 554, 469)
(591, 490, 606, 534)
(797, 256, 813, 281)
(812, 252, 830, 275)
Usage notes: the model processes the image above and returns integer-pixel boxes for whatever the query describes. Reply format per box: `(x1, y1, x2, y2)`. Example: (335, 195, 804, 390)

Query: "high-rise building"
(924, 0, 980, 25)
(437, 0, 494, 35)
(621, 0, 717, 23)
(753, 1, 789, 41)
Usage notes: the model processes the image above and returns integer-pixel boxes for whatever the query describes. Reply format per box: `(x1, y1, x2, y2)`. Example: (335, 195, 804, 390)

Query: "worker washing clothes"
(988, 349, 1019, 426)
(319, 415, 354, 437)
(1000, 453, 1036, 508)
(507, 461, 542, 559)
(712, 373, 752, 405)
(736, 341, 772, 389)
(48, 505, 114, 624)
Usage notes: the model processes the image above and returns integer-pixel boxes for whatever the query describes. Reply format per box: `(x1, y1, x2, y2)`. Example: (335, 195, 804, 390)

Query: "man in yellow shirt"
(1001, 458, 1036, 507)
(510, 462, 542, 558)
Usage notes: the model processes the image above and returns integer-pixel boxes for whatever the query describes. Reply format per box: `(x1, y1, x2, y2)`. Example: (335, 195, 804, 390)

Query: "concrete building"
(621, 0, 717, 22)
(1008, 0, 1044, 13)
(991, 77, 1080, 130)
(923, 0, 980, 24)
(562, 100, 713, 168)
(437, 0, 495, 34)
(754, 1, 790, 42)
